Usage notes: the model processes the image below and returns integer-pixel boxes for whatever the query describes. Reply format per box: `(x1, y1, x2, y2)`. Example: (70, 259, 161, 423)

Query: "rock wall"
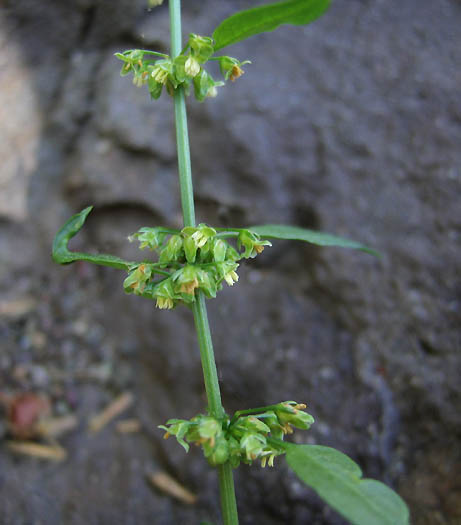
(0, 0, 460, 523)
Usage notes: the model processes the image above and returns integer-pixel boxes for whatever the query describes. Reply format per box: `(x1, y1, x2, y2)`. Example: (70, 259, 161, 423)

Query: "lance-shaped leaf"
(212, 0, 331, 51)
(285, 444, 409, 525)
(249, 224, 379, 256)
(52, 206, 135, 270)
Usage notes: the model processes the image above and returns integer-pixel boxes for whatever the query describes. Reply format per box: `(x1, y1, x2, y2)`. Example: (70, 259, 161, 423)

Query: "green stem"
(169, 1, 239, 523)
(191, 294, 224, 417)
(169, 0, 195, 228)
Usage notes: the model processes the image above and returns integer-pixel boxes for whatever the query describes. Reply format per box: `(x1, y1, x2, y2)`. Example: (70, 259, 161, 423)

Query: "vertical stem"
(168, 1, 239, 523)
(218, 463, 240, 525)
(169, 0, 195, 227)
(191, 294, 224, 417)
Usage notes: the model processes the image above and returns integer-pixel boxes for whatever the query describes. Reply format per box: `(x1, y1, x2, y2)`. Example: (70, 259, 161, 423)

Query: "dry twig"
(88, 392, 134, 433)
(6, 441, 67, 461)
(146, 471, 197, 505)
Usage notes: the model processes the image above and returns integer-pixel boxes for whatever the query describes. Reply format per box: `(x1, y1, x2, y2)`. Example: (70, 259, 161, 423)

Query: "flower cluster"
(115, 33, 250, 101)
(159, 402, 314, 468)
(123, 224, 271, 309)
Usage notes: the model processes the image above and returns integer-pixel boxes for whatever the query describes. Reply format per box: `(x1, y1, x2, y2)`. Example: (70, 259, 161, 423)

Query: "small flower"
(216, 261, 239, 287)
(182, 224, 216, 261)
(172, 265, 200, 301)
(274, 401, 314, 431)
(224, 269, 239, 286)
(151, 66, 169, 84)
(191, 224, 216, 248)
(238, 230, 272, 259)
(219, 56, 251, 81)
(156, 296, 174, 309)
(132, 72, 148, 87)
(185, 56, 200, 77)
(206, 86, 218, 98)
(153, 279, 176, 310)
(123, 264, 153, 294)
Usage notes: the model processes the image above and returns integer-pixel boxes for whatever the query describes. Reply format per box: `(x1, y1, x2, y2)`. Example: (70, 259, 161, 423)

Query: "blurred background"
(0, 0, 460, 523)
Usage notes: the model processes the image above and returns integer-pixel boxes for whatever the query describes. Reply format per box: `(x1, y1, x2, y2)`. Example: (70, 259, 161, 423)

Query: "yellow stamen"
(230, 65, 244, 82)
(180, 278, 199, 295)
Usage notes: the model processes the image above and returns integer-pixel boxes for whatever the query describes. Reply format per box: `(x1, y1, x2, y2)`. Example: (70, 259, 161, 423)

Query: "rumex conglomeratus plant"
(53, 1, 409, 523)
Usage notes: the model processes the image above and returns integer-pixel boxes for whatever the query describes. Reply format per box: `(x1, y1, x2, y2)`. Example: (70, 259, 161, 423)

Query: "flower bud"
(263, 411, 285, 440)
(274, 402, 314, 431)
(188, 33, 214, 63)
(238, 416, 270, 435)
(212, 239, 228, 262)
(172, 265, 199, 300)
(183, 236, 197, 263)
(159, 235, 183, 264)
(207, 434, 230, 466)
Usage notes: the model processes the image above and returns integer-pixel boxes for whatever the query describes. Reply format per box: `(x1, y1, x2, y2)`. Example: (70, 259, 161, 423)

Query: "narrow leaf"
(249, 224, 379, 256)
(286, 444, 409, 525)
(212, 0, 331, 51)
(52, 207, 135, 270)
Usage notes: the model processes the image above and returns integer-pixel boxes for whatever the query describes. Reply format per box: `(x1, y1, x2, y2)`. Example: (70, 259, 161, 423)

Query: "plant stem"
(191, 294, 224, 417)
(169, 0, 195, 228)
(169, 1, 239, 523)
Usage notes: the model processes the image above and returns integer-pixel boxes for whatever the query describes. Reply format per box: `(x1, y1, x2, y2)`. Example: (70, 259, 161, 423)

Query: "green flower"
(238, 230, 272, 259)
(274, 402, 315, 432)
(129, 227, 166, 251)
(219, 56, 251, 82)
(151, 59, 173, 85)
(152, 278, 176, 310)
(240, 432, 267, 462)
(188, 33, 215, 63)
(172, 265, 199, 301)
(159, 235, 184, 264)
(123, 264, 153, 295)
(181, 224, 216, 262)
(216, 261, 239, 287)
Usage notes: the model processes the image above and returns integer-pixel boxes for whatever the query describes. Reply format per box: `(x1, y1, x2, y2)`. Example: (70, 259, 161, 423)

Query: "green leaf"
(52, 206, 135, 270)
(285, 444, 409, 525)
(212, 0, 331, 51)
(249, 224, 379, 256)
